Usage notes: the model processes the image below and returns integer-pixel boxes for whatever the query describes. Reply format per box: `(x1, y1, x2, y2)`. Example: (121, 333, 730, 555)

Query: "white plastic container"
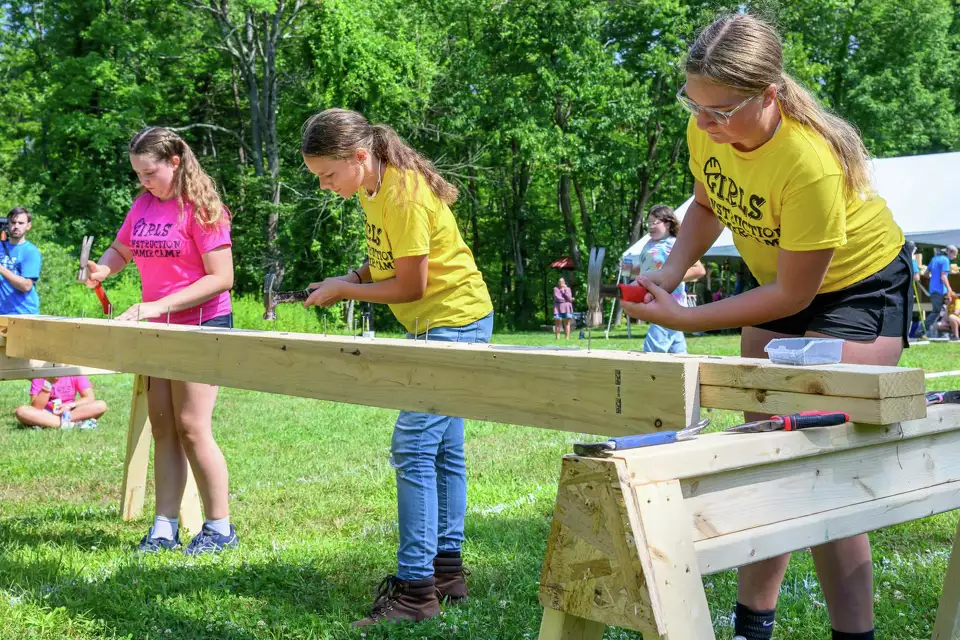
(764, 337, 844, 366)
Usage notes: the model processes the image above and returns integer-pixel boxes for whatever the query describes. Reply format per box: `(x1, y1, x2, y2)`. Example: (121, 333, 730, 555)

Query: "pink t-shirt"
(30, 376, 92, 411)
(117, 193, 232, 325)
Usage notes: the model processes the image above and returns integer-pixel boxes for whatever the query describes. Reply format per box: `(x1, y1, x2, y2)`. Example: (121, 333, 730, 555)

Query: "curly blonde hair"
(128, 127, 226, 228)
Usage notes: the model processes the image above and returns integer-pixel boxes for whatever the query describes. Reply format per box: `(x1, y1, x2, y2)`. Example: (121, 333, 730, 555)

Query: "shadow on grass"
(0, 507, 127, 552)
(0, 510, 562, 639)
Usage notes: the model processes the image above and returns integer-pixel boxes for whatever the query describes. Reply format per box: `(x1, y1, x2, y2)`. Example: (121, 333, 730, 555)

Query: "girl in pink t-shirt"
(83, 127, 237, 555)
(15, 376, 108, 429)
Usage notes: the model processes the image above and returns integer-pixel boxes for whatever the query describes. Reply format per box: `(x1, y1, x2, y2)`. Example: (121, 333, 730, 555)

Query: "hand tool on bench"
(927, 390, 960, 406)
(77, 235, 111, 315)
(573, 418, 710, 457)
(725, 410, 850, 434)
(586, 247, 649, 350)
(262, 273, 318, 321)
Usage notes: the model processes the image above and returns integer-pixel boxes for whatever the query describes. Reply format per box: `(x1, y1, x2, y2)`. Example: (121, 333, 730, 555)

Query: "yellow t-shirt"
(358, 167, 492, 333)
(687, 114, 904, 293)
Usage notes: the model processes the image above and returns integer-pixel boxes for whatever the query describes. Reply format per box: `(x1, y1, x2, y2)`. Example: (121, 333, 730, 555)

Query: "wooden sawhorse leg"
(934, 516, 960, 639)
(539, 609, 605, 639)
(120, 374, 203, 536)
(538, 456, 716, 640)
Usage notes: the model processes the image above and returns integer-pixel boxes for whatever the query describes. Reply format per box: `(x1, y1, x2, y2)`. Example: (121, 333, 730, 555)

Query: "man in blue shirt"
(925, 244, 958, 337)
(0, 207, 42, 315)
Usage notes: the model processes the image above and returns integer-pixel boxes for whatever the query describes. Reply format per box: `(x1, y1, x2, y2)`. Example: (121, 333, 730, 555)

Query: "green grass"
(1, 331, 958, 639)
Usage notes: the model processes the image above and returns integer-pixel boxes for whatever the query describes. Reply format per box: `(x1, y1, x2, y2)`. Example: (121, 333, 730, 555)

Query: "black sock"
(734, 601, 776, 640)
(832, 631, 874, 640)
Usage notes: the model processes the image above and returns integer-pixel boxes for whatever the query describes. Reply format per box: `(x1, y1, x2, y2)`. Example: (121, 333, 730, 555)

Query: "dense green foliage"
(2, 0, 958, 329)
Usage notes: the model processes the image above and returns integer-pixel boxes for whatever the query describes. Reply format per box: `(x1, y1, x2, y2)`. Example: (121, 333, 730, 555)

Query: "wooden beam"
(0, 366, 115, 379)
(681, 426, 960, 543)
(690, 355, 924, 399)
(696, 480, 960, 575)
(3, 317, 699, 437)
(699, 384, 926, 424)
(619, 404, 960, 484)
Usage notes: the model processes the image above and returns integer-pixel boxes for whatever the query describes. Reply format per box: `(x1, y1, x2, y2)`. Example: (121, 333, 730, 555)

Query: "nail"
(199, 308, 203, 330)
(323, 316, 327, 337)
(425, 319, 430, 342)
(415, 317, 419, 340)
(167, 308, 171, 325)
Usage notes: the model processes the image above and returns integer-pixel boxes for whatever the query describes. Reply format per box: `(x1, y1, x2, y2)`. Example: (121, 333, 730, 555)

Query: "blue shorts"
(554, 312, 573, 320)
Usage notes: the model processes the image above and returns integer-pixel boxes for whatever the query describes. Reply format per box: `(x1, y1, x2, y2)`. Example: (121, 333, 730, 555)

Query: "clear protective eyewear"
(676, 84, 761, 125)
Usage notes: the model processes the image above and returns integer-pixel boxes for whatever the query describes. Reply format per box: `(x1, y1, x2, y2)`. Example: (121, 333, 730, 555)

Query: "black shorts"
(755, 245, 913, 347)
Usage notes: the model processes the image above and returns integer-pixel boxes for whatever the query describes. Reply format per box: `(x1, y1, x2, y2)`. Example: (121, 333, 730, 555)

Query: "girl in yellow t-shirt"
(622, 14, 909, 640)
(300, 108, 493, 628)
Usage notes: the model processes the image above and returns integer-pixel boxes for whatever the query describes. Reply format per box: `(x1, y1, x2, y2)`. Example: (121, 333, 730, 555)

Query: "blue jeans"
(391, 312, 493, 580)
(643, 323, 687, 354)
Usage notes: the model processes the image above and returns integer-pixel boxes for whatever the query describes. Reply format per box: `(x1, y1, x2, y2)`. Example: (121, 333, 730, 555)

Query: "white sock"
(204, 516, 231, 536)
(151, 515, 179, 540)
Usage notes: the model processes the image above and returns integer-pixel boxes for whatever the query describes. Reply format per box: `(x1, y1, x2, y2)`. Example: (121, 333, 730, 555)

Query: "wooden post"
(120, 374, 152, 521)
(934, 517, 960, 639)
(539, 608, 605, 640)
(179, 462, 203, 537)
(631, 480, 715, 640)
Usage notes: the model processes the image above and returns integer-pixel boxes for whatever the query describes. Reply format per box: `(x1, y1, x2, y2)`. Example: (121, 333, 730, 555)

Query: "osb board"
(539, 457, 660, 634)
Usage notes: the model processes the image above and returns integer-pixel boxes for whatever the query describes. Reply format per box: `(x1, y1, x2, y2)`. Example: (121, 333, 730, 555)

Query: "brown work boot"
(434, 551, 469, 602)
(351, 575, 441, 627)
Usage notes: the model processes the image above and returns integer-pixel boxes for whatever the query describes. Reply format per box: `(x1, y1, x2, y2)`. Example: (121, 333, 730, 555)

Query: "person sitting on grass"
(15, 375, 107, 429)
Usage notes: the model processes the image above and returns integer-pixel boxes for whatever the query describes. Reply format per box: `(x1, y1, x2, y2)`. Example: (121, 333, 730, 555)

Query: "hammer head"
(263, 273, 278, 321)
(586, 247, 605, 310)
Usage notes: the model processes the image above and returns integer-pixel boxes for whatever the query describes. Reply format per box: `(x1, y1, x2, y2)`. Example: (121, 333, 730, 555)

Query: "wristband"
(352, 269, 363, 284)
(42, 381, 53, 392)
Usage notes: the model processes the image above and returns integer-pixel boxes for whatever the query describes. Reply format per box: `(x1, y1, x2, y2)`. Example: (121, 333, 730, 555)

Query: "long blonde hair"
(685, 14, 873, 198)
(128, 127, 226, 227)
(300, 108, 458, 206)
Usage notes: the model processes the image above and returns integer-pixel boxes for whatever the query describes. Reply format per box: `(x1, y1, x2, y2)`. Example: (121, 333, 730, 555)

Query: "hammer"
(587, 247, 649, 307)
(78, 235, 112, 315)
(263, 273, 315, 321)
(585, 247, 648, 349)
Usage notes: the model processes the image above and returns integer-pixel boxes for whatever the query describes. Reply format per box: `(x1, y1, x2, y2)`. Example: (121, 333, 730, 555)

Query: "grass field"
(1, 329, 958, 639)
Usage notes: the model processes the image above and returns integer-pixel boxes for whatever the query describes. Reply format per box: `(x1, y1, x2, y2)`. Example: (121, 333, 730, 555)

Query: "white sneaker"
(79, 419, 98, 430)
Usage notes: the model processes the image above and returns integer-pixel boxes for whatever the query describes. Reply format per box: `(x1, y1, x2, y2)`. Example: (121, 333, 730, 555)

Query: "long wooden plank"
(695, 480, 960, 575)
(0, 366, 115, 380)
(688, 355, 924, 399)
(681, 426, 960, 542)
(619, 405, 960, 484)
(700, 384, 926, 424)
(3, 316, 698, 437)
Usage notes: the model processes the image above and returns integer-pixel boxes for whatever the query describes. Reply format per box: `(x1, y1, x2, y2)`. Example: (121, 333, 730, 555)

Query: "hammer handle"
(273, 289, 312, 304)
(599, 283, 648, 303)
(93, 283, 111, 315)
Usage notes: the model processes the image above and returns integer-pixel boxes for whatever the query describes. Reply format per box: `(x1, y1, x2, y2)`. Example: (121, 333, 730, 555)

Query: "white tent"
(622, 151, 960, 263)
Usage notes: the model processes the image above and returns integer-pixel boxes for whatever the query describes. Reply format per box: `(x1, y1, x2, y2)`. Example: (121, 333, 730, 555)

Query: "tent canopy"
(623, 151, 960, 261)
